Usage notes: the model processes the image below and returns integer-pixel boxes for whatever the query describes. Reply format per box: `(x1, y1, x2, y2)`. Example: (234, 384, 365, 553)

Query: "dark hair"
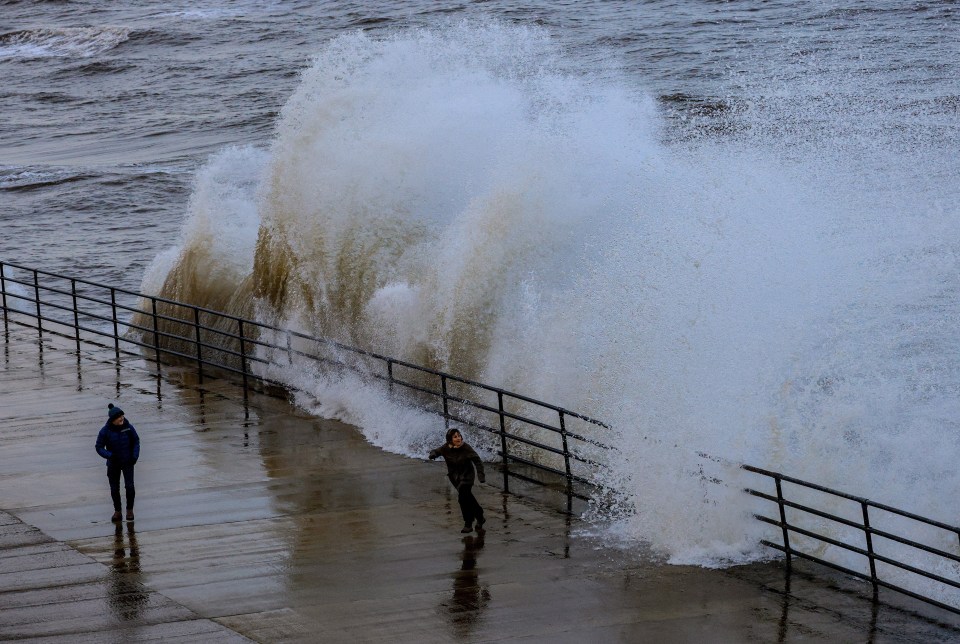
(445, 427, 462, 445)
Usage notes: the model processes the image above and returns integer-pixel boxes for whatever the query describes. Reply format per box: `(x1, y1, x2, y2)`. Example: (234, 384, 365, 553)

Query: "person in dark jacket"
(429, 427, 486, 533)
(95, 403, 141, 522)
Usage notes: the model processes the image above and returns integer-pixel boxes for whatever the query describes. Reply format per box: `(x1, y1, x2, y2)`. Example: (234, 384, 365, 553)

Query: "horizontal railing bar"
(211, 346, 270, 366)
(758, 515, 960, 592)
(501, 432, 566, 457)
(449, 394, 603, 442)
(0, 290, 36, 304)
(748, 464, 960, 618)
(867, 502, 960, 536)
(443, 413, 499, 436)
(499, 452, 568, 479)
(3, 279, 114, 306)
(10, 312, 344, 403)
(73, 321, 124, 341)
(744, 465, 867, 503)
(218, 333, 275, 351)
(75, 310, 120, 327)
(233, 320, 606, 426)
(562, 430, 613, 450)
(433, 392, 606, 452)
(1, 317, 42, 332)
(0, 280, 145, 318)
(745, 464, 960, 535)
(1, 262, 239, 315)
(422, 406, 594, 482)
(499, 451, 594, 487)
(446, 394, 562, 432)
(4, 261, 608, 429)
(388, 377, 445, 400)
(755, 514, 870, 559)
(86, 326, 282, 383)
(3, 313, 292, 393)
(869, 527, 960, 566)
(18, 306, 135, 339)
(401, 384, 609, 459)
(7, 303, 615, 462)
(872, 578, 960, 616)
(4, 318, 133, 358)
(870, 551, 960, 592)
(24, 298, 78, 316)
(496, 467, 591, 500)
(762, 540, 874, 583)
(746, 488, 866, 531)
(388, 377, 558, 435)
(5, 312, 601, 478)
(3, 262, 613, 508)
(272, 348, 612, 446)
(761, 540, 960, 616)
(387, 377, 581, 433)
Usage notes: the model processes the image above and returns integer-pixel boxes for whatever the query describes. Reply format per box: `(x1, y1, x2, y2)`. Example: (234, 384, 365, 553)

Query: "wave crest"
(0, 26, 131, 59)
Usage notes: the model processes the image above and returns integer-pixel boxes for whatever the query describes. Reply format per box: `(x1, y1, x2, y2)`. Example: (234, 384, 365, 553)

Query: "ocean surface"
(3, 0, 960, 589)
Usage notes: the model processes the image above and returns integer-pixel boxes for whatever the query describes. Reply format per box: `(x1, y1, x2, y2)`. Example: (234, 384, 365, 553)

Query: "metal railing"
(0, 261, 611, 504)
(7, 262, 960, 617)
(744, 464, 960, 617)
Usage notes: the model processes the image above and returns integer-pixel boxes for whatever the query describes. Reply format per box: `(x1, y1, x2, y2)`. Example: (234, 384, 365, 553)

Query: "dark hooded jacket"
(429, 442, 485, 488)
(96, 420, 140, 465)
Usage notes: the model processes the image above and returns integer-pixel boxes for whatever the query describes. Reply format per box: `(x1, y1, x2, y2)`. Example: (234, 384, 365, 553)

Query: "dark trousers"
(107, 461, 136, 511)
(457, 483, 484, 526)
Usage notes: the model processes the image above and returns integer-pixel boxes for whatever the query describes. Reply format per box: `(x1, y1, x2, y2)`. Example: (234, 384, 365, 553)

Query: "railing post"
(286, 331, 293, 365)
(110, 288, 120, 362)
(71, 279, 80, 354)
(441, 374, 450, 428)
(33, 269, 42, 338)
(193, 307, 203, 383)
(775, 476, 792, 566)
(151, 297, 161, 373)
(387, 359, 394, 395)
(559, 412, 572, 500)
(862, 501, 878, 595)
(238, 318, 248, 393)
(498, 391, 509, 492)
(0, 262, 8, 334)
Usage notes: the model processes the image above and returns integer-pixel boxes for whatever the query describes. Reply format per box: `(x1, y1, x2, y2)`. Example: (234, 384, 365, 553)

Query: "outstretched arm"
(428, 445, 443, 460)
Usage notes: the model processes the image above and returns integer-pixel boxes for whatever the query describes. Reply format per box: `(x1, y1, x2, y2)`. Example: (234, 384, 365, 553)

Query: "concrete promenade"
(1, 324, 959, 642)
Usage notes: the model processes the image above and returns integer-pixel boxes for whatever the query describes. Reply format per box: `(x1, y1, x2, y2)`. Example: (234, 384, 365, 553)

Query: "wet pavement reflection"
(108, 522, 149, 623)
(445, 531, 491, 639)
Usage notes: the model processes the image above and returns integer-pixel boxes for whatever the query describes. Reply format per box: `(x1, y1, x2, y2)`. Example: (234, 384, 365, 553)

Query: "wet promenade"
(2, 325, 959, 642)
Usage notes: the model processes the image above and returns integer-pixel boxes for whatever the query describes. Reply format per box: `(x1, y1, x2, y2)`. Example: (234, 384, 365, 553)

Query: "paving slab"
(2, 323, 960, 642)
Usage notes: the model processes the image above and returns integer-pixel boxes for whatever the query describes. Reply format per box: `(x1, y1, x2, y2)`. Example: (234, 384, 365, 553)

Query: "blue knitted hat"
(107, 403, 124, 421)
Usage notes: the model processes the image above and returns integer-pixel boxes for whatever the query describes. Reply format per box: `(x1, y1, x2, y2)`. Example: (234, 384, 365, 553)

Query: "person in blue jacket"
(95, 403, 140, 522)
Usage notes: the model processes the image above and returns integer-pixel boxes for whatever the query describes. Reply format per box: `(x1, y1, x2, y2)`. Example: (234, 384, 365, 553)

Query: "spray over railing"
(744, 464, 960, 617)
(7, 260, 960, 618)
(0, 261, 611, 506)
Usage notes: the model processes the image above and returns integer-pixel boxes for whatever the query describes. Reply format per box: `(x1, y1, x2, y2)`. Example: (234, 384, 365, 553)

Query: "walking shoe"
(111, 511, 122, 522)
(126, 510, 134, 521)
(475, 517, 486, 532)
(460, 523, 473, 533)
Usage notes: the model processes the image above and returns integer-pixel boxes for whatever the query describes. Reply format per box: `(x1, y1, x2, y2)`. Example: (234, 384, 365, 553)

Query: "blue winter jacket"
(95, 420, 140, 465)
